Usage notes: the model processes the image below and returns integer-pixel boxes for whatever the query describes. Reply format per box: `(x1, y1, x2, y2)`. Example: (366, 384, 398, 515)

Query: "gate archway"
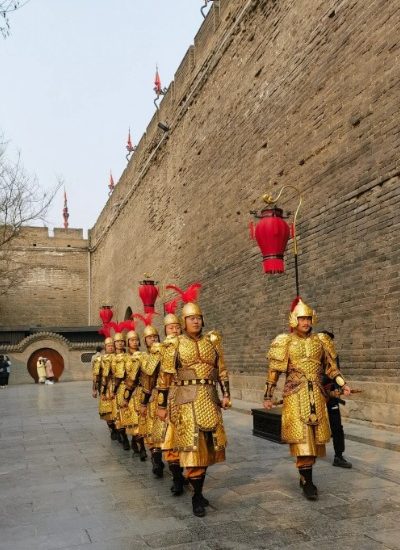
(27, 348, 65, 382)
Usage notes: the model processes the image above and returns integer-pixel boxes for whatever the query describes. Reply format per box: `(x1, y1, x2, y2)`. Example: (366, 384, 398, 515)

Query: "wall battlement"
(15, 226, 88, 249)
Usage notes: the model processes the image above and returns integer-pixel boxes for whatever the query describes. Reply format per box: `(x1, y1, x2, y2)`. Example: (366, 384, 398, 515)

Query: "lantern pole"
(262, 185, 303, 296)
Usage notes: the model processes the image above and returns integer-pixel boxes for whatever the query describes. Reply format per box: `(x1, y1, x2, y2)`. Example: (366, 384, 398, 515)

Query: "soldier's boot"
(121, 431, 130, 451)
(190, 477, 206, 517)
(131, 437, 139, 456)
(169, 462, 185, 496)
(151, 449, 164, 478)
(108, 422, 118, 441)
(138, 438, 147, 461)
(299, 467, 318, 501)
(117, 430, 123, 444)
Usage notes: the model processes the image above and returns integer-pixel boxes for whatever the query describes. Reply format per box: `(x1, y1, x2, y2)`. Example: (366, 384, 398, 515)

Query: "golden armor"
(265, 331, 345, 457)
(98, 352, 115, 420)
(159, 331, 229, 467)
(288, 299, 317, 328)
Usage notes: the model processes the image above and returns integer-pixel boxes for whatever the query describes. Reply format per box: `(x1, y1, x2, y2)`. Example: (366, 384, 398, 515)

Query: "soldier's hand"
(121, 399, 129, 409)
(263, 399, 273, 410)
(157, 407, 167, 421)
(140, 404, 147, 418)
(92, 390, 98, 399)
(342, 384, 351, 396)
(221, 396, 231, 410)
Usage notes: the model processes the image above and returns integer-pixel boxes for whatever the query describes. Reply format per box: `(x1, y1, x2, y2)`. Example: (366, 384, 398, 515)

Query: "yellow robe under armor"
(97, 353, 115, 421)
(265, 332, 344, 457)
(160, 331, 229, 468)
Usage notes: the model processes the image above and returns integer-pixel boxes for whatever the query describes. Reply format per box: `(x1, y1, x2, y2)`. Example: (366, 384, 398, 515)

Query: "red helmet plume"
(290, 296, 301, 312)
(164, 297, 179, 315)
(165, 282, 202, 304)
(98, 325, 112, 338)
(132, 312, 157, 326)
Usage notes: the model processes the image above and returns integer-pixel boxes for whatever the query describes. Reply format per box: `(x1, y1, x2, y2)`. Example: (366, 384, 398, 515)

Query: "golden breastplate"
(177, 336, 217, 380)
(101, 354, 114, 376)
(287, 335, 324, 381)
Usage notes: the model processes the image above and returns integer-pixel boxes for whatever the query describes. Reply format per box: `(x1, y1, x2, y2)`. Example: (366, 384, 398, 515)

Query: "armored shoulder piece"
(141, 348, 161, 376)
(207, 330, 222, 344)
(267, 333, 291, 372)
(317, 333, 337, 360)
(161, 335, 178, 374)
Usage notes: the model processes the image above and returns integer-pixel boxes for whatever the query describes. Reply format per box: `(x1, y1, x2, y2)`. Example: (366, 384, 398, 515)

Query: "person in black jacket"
(321, 331, 352, 468)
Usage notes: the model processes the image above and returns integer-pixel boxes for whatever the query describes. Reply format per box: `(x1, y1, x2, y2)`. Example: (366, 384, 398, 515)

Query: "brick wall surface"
(0, 227, 89, 327)
(89, 0, 399, 422)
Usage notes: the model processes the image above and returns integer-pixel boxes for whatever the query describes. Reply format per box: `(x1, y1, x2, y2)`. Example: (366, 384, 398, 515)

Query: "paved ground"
(1, 382, 400, 550)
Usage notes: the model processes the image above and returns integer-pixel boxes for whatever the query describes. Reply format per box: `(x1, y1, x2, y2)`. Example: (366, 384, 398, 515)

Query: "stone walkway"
(1, 382, 400, 550)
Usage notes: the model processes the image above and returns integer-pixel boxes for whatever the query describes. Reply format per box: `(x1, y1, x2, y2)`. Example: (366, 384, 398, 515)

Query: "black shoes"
(122, 434, 130, 451)
(131, 438, 140, 456)
(169, 463, 185, 496)
(151, 450, 165, 478)
(189, 475, 208, 516)
(110, 428, 118, 441)
(333, 455, 352, 468)
(299, 468, 318, 501)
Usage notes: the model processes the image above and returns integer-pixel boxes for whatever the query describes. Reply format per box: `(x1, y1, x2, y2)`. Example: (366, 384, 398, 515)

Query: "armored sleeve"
(317, 333, 346, 387)
(208, 330, 230, 398)
(264, 334, 290, 399)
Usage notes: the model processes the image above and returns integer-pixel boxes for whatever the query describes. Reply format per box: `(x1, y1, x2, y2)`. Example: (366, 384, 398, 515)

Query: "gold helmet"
(289, 298, 317, 328)
(126, 330, 139, 341)
(133, 312, 159, 340)
(143, 325, 159, 338)
(165, 283, 203, 327)
(113, 332, 125, 342)
(164, 297, 180, 327)
(104, 337, 113, 346)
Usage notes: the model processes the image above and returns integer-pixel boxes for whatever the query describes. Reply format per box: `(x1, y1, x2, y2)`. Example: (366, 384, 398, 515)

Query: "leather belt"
(173, 379, 216, 386)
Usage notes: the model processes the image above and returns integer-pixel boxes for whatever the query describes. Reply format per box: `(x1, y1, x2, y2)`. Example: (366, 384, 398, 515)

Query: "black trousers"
(0, 373, 9, 386)
(327, 403, 345, 456)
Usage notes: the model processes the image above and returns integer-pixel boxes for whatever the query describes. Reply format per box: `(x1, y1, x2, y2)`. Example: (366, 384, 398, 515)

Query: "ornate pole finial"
(126, 127, 136, 161)
(63, 188, 69, 229)
(153, 65, 167, 110)
(108, 171, 115, 196)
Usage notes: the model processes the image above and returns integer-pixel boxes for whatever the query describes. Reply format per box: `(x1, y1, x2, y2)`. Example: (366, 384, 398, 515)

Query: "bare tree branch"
(0, 137, 61, 295)
(0, 0, 30, 38)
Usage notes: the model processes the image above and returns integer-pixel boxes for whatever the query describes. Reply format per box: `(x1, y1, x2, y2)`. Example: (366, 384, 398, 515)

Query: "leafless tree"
(1, 0, 30, 38)
(0, 138, 61, 294)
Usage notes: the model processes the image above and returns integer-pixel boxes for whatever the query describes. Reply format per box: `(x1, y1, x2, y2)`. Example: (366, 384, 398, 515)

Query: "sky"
(0, 0, 211, 233)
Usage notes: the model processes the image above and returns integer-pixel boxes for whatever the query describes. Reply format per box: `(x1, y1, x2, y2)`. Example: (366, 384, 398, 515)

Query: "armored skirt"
(161, 332, 229, 468)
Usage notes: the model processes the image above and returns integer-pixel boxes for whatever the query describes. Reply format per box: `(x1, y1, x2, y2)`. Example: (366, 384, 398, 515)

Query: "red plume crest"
(164, 298, 179, 315)
(165, 283, 202, 304)
(109, 321, 133, 333)
(290, 296, 301, 312)
(98, 325, 112, 338)
(133, 312, 157, 326)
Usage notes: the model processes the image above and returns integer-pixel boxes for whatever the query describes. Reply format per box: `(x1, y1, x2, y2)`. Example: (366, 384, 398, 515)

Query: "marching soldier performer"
(263, 298, 351, 500)
(134, 313, 165, 477)
(122, 327, 147, 460)
(157, 298, 186, 496)
(158, 283, 231, 517)
(111, 326, 135, 451)
(95, 327, 118, 439)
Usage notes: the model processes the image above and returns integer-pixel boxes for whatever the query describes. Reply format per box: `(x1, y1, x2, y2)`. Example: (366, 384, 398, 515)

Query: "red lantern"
(251, 207, 290, 273)
(138, 279, 159, 313)
(99, 305, 113, 325)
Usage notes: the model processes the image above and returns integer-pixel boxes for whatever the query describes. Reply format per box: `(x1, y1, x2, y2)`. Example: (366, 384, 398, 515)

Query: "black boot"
(131, 438, 139, 456)
(333, 455, 352, 468)
(108, 423, 118, 441)
(151, 449, 164, 478)
(190, 477, 206, 517)
(299, 467, 318, 501)
(117, 431, 123, 444)
(138, 438, 147, 461)
(169, 463, 185, 496)
(121, 432, 130, 451)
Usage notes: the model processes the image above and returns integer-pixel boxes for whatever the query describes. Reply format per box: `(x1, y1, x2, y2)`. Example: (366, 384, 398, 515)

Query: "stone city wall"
(88, 0, 400, 426)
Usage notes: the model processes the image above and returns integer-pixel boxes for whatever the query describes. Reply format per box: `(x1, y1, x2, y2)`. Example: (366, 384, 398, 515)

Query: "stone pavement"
(1, 382, 400, 550)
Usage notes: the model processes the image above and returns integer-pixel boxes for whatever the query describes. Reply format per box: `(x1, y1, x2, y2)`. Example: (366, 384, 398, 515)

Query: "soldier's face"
(128, 337, 139, 350)
(145, 334, 158, 347)
(115, 340, 125, 351)
(296, 316, 312, 335)
(105, 343, 115, 353)
(185, 315, 202, 335)
(166, 323, 181, 336)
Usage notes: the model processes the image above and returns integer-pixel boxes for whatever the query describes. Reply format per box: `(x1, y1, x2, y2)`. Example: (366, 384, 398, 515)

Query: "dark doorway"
(27, 348, 65, 382)
(124, 307, 133, 320)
